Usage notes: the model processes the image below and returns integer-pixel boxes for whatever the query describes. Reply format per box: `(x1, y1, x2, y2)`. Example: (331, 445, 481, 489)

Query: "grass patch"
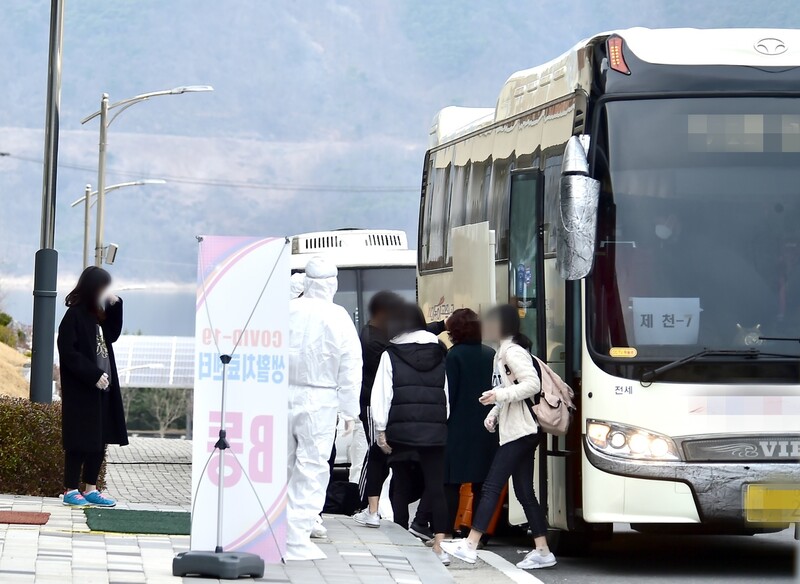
(85, 508, 190, 535)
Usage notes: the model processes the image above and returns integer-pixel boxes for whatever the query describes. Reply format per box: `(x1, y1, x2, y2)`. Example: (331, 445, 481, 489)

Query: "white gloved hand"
(377, 431, 392, 455)
(96, 373, 110, 390)
(484, 413, 498, 433)
(107, 294, 119, 306)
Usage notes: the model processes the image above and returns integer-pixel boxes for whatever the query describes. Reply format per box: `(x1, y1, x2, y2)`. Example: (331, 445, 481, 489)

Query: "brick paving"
(0, 494, 189, 584)
(0, 438, 538, 583)
(106, 438, 192, 510)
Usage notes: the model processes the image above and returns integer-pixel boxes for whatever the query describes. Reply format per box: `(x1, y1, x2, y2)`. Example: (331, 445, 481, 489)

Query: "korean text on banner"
(192, 236, 289, 563)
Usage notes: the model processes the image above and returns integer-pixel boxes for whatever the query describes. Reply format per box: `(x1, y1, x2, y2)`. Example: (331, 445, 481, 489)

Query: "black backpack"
(323, 481, 362, 515)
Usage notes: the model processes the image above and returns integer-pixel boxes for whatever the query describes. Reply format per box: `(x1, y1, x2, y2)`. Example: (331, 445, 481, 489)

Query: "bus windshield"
(590, 97, 800, 361)
(334, 267, 416, 330)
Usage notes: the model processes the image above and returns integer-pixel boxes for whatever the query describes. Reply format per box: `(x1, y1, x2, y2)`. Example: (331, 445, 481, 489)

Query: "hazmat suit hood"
(303, 256, 338, 302)
(290, 273, 306, 299)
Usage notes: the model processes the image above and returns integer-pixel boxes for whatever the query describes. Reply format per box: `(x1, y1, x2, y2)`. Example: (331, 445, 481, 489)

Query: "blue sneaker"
(62, 489, 90, 507)
(83, 490, 116, 507)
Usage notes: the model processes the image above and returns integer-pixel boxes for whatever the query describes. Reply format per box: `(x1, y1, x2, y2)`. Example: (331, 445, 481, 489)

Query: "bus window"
(421, 162, 451, 271)
(361, 267, 417, 312)
(450, 165, 469, 229)
(467, 159, 491, 224)
(334, 268, 359, 327)
(490, 156, 513, 259)
(446, 164, 470, 266)
(542, 153, 562, 255)
(426, 165, 451, 270)
(509, 171, 542, 356)
(419, 158, 435, 270)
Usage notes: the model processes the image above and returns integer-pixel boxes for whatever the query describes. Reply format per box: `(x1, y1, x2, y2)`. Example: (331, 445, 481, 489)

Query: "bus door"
(507, 169, 562, 527)
(508, 170, 545, 355)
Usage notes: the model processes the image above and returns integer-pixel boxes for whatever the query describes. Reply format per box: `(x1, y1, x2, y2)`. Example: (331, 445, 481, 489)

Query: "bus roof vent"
(292, 229, 409, 254)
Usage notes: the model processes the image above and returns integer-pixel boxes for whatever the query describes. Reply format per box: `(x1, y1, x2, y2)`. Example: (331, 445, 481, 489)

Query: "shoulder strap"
(502, 351, 542, 412)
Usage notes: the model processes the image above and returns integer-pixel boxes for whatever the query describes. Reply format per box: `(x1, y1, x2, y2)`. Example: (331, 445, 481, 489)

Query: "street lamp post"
(82, 184, 91, 270)
(94, 94, 109, 267)
(81, 85, 213, 266)
(71, 180, 166, 269)
(30, 0, 65, 404)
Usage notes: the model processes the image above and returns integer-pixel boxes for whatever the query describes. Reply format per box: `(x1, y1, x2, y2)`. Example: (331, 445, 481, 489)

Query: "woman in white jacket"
(442, 304, 556, 570)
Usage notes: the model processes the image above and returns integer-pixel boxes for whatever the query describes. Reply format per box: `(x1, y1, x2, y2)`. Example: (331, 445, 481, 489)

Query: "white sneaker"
(436, 550, 451, 566)
(516, 549, 557, 569)
(311, 516, 328, 539)
(353, 509, 380, 528)
(440, 540, 477, 564)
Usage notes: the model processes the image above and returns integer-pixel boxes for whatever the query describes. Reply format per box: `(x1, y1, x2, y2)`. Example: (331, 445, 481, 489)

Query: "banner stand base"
(173, 550, 265, 580)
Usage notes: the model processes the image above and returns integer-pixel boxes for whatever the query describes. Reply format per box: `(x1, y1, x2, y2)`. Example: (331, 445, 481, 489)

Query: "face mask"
(655, 224, 673, 240)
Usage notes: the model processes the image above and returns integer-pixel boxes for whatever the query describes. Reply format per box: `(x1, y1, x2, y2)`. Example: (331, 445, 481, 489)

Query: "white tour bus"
(418, 28, 800, 545)
(291, 228, 417, 329)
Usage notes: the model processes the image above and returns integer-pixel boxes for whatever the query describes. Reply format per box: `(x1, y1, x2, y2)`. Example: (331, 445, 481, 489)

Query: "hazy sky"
(2, 0, 799, 333)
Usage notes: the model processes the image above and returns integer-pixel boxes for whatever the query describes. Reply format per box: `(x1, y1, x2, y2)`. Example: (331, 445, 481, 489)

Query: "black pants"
(389, 446, 448, 534)
(388, 461, 433, 529)
(472, 433, 548, 537)
(64, 450, 104, 490)
(358, 411, 390, 499)
(445, 482, 484, 534)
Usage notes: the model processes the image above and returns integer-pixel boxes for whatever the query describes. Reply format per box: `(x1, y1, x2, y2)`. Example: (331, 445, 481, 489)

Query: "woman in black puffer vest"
(370, 302, 451, 566)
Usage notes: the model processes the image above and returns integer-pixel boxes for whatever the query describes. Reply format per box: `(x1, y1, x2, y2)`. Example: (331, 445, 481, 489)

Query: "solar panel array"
(113, 335, 195, 389)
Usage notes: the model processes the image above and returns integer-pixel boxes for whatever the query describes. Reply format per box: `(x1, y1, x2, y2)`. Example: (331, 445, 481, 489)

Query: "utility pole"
(82, 86, 211, 266)
(30, 0, 65, 404)
(82, 184, 91, 269)
(94, 94, 109, 266)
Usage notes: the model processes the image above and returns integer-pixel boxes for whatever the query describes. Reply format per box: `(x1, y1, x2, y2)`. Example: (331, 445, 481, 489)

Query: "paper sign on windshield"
(631, 297, 701, 346)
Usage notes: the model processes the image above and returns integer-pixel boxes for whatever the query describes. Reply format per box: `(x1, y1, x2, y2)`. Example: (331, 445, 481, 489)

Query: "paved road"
(487, 525, 797, 583)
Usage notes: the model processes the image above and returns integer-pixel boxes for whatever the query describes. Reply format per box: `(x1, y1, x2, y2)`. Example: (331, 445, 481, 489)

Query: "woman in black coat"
(443, 308, 497, 534)
(57, 267, 128, 507)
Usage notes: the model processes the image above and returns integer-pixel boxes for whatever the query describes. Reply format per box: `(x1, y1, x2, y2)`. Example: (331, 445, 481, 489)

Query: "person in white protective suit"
(289, 272, 305, 300)
(286, 256, 362, 561)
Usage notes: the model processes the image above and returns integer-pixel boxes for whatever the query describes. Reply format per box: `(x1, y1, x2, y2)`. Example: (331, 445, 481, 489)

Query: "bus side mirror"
(557, 135, 600, 280)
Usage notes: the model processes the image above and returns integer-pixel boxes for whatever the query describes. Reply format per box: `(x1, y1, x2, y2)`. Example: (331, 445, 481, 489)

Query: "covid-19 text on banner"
(192, 236, 288, 563)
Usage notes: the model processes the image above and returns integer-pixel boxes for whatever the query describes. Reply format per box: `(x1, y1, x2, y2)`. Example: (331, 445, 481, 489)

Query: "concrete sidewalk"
(0, 438, 541, 583)
(0, 495, 538, 584)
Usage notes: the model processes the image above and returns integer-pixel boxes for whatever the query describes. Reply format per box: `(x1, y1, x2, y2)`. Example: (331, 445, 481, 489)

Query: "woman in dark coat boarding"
(57, 267, 128, 507)
(443, 308, 497, 534)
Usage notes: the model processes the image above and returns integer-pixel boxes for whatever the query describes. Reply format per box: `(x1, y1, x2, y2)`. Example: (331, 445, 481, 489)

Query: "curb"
(477, 550, 545, 584)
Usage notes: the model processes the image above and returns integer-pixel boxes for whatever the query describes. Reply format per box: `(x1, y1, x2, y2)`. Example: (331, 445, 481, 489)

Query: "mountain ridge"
(2, 0, 799, 286)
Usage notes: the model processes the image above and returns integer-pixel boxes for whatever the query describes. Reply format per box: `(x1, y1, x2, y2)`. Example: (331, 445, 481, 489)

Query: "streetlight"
(81, 85, 213, 266)
(30, 0, 65, 404)
(71, 179, 166, 269)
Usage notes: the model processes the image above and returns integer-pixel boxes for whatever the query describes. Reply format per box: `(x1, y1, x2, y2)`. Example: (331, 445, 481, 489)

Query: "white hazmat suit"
(289, 272, 305, 299)
(286, 257, 362, 561)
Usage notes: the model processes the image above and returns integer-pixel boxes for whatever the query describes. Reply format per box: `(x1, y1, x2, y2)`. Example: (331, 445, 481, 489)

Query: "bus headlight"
(586, 419, 681, 461)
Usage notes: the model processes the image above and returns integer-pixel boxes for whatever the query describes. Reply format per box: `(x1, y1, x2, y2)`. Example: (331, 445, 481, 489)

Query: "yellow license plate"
(744, 484, 800, 523)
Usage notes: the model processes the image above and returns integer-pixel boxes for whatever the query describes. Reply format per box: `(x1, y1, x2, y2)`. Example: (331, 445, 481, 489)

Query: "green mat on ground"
(84, 508, 191, 535)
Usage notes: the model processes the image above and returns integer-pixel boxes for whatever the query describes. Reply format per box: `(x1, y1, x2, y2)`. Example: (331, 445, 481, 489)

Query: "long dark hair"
(387, 302, 427, 339)
(65, 266, 112, 318)
(486, 304, 532, 351)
